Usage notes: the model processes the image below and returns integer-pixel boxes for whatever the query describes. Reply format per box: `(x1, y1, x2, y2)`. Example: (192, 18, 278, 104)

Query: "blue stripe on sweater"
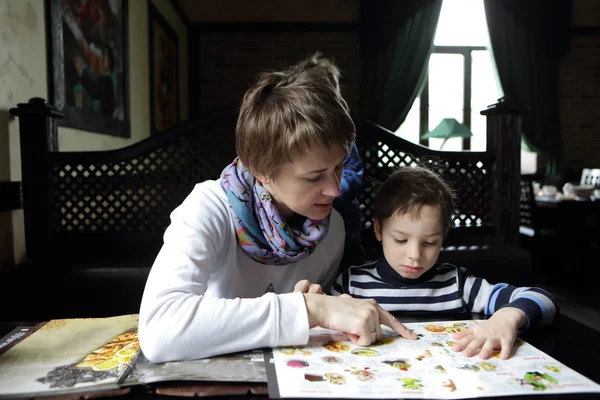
(486, 283, 508, 314)
(527, 287, 559, 311)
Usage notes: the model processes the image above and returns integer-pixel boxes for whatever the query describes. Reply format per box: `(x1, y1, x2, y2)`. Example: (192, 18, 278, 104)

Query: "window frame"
(419, 45, 487, 150)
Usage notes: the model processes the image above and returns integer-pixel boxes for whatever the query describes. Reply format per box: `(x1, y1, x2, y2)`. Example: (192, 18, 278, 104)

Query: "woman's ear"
(252, 169, 270, 185)
(374, 219, 383, 242)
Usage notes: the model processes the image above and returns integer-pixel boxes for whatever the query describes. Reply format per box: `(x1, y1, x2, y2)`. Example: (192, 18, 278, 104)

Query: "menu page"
(0, 315, 139, 399)
(268, 320, 600, 399)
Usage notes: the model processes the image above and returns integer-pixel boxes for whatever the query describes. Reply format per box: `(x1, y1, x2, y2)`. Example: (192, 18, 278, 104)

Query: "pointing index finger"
(378, 307, 417, 340)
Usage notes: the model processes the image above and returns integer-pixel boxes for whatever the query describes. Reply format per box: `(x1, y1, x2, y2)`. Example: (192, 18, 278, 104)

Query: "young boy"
(330, 166, 558, 360)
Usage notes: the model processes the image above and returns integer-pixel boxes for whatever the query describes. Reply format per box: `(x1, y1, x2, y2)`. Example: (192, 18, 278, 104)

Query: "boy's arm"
(495, 286, 559, 330)
(461, 270, 559, 330)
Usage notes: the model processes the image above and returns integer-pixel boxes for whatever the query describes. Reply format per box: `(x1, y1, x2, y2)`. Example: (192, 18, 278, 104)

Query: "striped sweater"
(330, 258, 558, 328)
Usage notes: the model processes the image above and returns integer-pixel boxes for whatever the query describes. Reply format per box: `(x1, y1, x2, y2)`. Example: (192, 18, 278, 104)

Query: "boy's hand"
(303, 293, 418, 345)
(294, 279, 324, 294)
(451, 307, 527, 360)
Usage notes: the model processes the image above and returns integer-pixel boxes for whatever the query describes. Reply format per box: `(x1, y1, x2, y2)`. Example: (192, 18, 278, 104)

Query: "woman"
(138, 65, 416, 363)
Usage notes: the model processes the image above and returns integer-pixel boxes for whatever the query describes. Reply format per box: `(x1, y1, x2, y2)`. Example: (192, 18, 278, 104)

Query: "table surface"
(535, 196, 600, 207)
(1, 312, 599, 400)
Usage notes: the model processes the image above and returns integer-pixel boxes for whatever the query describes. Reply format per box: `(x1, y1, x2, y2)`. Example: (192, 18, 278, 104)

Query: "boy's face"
(374, 205, 444, 279)
(257, 144, 347, 221)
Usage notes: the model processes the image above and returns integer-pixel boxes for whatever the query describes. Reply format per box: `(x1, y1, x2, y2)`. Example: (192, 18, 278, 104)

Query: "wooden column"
(481, 97, 528, 246)
(9, 98, 64, 259)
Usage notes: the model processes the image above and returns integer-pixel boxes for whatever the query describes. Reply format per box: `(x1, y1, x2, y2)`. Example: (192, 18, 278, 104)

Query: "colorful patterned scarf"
(220, 157, 329, 265)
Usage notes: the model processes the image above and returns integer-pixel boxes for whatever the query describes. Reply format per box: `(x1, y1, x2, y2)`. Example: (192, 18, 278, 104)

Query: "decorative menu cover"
(0, 315, 266, 399)
(0, 315, 140, 399)
(266, 320, 600, 399)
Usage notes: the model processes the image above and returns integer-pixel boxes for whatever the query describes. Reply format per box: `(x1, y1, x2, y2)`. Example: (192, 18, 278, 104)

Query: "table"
(1, 312, 599, 399)
(533, 197, 600, 284)
(535, 196, 600, 231)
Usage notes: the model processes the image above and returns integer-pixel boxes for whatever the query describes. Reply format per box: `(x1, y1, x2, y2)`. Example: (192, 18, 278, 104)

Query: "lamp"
(420, 118, 473, 149)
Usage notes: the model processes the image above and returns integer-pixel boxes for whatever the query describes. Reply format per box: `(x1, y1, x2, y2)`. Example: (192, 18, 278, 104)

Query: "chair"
(519, 174, 565, 285)
(581, 168, 600, 187)
(3, 98, 530, 320)
(519, 174, 537, 239)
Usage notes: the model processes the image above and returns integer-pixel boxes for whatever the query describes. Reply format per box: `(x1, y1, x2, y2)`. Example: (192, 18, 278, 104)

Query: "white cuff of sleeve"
(275, 292, 310, 347)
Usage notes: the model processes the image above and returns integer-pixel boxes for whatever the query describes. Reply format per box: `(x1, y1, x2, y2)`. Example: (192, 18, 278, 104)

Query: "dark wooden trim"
(419, 80, 429, 147)
(189, 26, 200, 116)
(463, 51, 472, 150)
(0, 181, 22, 212)
(168, 0, 191, 28)
(570, 26, 600, 36)
(194, 22, 359, 33)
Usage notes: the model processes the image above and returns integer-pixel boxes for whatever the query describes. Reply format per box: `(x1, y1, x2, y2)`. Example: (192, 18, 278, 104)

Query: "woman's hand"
(294, 279, 324, 294)
(303, 293, 417, 345)
(451, 307, 527, 360)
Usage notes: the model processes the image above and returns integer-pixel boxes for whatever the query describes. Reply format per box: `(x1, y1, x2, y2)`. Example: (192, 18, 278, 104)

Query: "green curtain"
(484, 0, 566, 175)
(360, 0, 442, 131)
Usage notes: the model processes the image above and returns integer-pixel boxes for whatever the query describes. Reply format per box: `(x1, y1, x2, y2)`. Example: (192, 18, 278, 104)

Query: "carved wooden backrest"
(11, 98, 523, 267)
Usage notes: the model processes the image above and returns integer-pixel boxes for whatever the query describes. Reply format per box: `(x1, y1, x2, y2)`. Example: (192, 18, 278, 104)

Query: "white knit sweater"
(138, 179, 345, 362)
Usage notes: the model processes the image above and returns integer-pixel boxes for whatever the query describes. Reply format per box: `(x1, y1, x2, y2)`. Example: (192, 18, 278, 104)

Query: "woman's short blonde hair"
(236, 66, 356, 180)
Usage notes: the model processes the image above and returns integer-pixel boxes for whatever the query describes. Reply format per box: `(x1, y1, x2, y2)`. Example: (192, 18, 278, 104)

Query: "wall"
(0, 0, 188, 271)
(559, 0, 600, 172)
(178, 0, 358, 22)
(196, 31, 360, 113)
(190, 0, 360, 114)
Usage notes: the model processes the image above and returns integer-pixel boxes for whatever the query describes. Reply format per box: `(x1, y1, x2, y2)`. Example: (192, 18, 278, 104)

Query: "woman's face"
(258, 144, 347, 221)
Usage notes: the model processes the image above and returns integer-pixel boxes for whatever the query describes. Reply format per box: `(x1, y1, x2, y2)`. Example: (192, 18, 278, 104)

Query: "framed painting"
(148, 1, 179, 135)
(46, 0, 130, 138)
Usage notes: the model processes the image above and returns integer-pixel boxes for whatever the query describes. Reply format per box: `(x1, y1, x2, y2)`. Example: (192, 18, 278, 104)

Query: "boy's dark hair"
(374, 166, 456, 236)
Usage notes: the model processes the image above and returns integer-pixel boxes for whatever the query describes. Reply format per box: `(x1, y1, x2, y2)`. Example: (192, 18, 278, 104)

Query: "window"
(395, 0, 536, 174)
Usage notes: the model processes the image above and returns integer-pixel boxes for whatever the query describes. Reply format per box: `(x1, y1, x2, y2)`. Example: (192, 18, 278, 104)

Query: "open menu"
(0, 315, 266, 399)
(1, 316, 599, 399)
(266, 320, 600, 399)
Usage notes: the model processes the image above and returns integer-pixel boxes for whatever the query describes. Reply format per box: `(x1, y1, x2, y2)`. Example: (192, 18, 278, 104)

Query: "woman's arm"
(138, 184, 310, 362)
